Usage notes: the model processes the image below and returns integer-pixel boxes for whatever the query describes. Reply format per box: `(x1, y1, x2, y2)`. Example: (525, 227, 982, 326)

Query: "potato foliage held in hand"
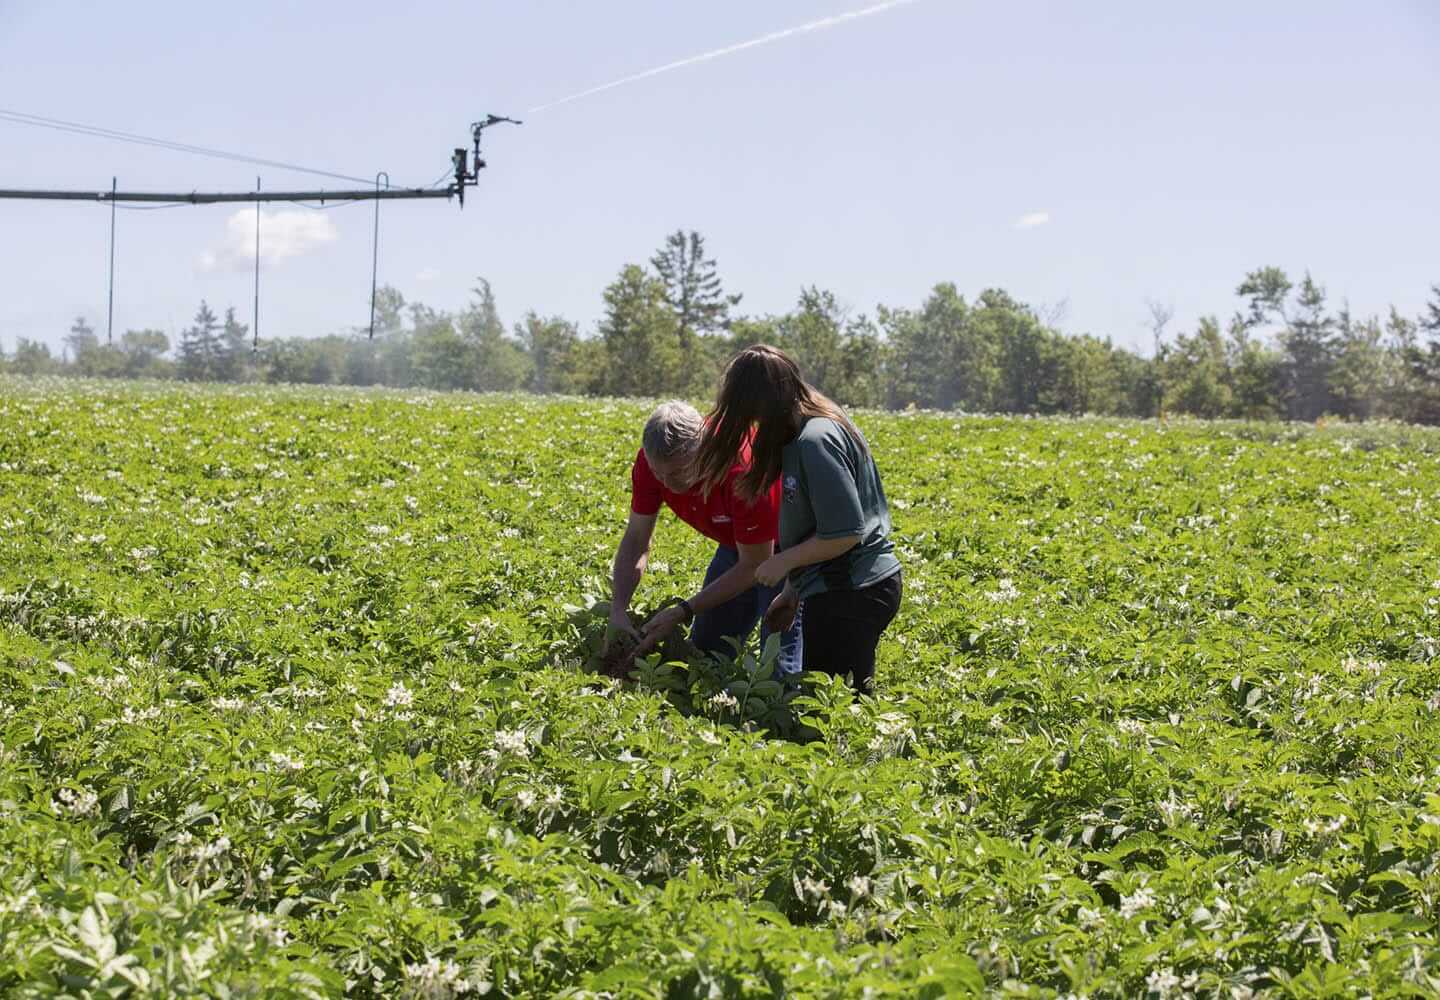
(2, 376, 1439, 998)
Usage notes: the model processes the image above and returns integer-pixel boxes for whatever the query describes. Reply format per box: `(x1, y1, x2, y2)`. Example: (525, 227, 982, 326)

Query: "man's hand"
(764, 587, 799, 634)
(636, 603, 689, 656)
(599, 610, 642, 678)
(753, 551, 793, 588)
(603, 607, 637, 661)
(608, 605, 635, 635)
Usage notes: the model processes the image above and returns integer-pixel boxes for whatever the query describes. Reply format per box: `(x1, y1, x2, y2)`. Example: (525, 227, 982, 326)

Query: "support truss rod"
(0, 186, 456, 204)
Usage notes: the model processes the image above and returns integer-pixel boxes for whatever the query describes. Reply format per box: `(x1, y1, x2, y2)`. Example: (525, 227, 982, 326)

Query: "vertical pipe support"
(106, 177, 117, 344)
(369, 172, 388, 340)
(253, 177, 261, 350)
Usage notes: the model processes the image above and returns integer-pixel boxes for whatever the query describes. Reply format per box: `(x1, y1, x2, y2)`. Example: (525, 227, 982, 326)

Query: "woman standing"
(693, 345, 901, 695)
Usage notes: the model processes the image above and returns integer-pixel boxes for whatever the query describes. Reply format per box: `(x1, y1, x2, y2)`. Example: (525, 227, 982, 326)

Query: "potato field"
(2, 377, 1438, 998)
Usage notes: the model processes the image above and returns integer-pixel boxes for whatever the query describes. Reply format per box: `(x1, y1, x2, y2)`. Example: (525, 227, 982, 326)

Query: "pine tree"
(1282, 273, 1337, 420)
(178, 301, 222, 382)
(1328, 307, 1386, 420)
(65, 317, 99, 374)
(1396, 293, 1440, 423)
(1423, 283, 1440, 340)
(216, 307, 250, 382)
(649, 230, 740, 366)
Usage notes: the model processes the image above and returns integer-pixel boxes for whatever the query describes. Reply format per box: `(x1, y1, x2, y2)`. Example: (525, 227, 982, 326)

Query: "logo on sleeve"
(783, 475, 798, 504)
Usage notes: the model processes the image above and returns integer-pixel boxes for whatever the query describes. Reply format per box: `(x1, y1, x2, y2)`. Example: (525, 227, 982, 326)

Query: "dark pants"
(690, 545, 802, 677)
(801, 570, 902, 695)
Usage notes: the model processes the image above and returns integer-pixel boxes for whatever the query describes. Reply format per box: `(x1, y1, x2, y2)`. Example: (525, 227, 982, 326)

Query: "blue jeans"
(689, 545, 803, 679)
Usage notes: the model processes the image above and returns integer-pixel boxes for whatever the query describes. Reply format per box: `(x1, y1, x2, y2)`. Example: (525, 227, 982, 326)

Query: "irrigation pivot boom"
(0, 116, 521, 206)
(0, 115, 521, 344)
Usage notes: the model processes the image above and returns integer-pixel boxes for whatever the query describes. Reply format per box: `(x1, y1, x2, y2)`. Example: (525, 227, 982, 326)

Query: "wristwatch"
(678, 598, 696, 622)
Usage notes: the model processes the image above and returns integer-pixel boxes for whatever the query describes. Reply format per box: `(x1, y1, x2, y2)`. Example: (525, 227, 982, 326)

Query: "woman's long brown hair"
(694, 344, 865, 502)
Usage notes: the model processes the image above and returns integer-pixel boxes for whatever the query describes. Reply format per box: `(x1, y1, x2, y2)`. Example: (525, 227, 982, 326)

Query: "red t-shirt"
(630, 448, 780, 548)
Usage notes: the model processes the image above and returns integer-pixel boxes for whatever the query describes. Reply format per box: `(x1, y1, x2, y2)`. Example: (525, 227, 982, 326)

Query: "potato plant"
(1, 376, 1439, 997)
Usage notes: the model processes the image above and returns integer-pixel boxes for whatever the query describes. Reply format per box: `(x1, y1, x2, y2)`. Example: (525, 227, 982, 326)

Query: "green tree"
(938, 284, 1003, 410)
(64, 317, 100, 374)
(878, 308, 915, 408)
(461, 279, 530, 392)
(177, 302, 223, 382)
(1238, 267, 1336, 420)
(1111, 349, 1156, 417)
(517, 312, 582, 394)
(834, 315, 888, 409)
(768, 288, 888, 407)
(978, 289, 1054, 413)
(1226, 315, 1282, 420)
(261, 337, 344, 385)
(709, 315, 784, 400)
(1237, 266, 1293, 329)
(1282, 273, 1338, 419)
(1140, 300, 1176, 417)
(725, 315, 783, 353)
(1058, 334, 1131, 415)
(942, 285, 1004, 410)
(409, 305, 470, 391)
(215, 307, 251, 383)
(777, 287, 847, 395)
(1161, 317, 1233, 418)
(260, 339, 311, 384)
(880, 303, 940, 409)
(1328, 307, 1387, 420)
(117, 330, 170, 378)
(598, 264, 679, 397)
(343, 338, 382, 387)
(881, 284, 999, 411)
(11, 338, 60, 376)
(1392, 299, 1440, 424)
(561, 337, 608, 397)
(87, 343, 129, 379)
(650, 229, 740, 350)
(1422, 283, 1440, 339)
(345, 287, 408, 386)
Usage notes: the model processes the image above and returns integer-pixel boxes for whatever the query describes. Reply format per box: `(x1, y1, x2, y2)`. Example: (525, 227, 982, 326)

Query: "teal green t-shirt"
(780, 416, 900, 599)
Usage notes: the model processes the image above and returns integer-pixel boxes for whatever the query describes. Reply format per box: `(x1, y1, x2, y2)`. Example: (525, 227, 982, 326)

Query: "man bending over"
(609, 400, 800, 672)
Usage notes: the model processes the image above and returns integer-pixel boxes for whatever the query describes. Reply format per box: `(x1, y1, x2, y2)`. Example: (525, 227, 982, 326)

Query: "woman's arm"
(635, 540, 774, 654)
(688, 539, 773, 614)
(753, 533, 859, 587)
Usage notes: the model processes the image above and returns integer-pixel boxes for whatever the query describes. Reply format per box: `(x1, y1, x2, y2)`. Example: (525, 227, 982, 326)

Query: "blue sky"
(2, 0, 1437, 356)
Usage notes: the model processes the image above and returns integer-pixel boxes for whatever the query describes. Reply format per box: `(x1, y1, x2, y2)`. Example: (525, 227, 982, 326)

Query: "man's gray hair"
(643, 401, 704, 461)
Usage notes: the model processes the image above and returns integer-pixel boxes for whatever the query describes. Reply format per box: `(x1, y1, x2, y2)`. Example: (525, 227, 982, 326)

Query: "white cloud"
(199, 209, 338, 272)
(415, 267, 440, 282)
(1014, 211, 1051, 230)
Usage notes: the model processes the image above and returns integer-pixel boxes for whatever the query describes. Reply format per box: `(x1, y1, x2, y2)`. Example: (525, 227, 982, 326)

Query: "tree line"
(5, 230, 1440, 424)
